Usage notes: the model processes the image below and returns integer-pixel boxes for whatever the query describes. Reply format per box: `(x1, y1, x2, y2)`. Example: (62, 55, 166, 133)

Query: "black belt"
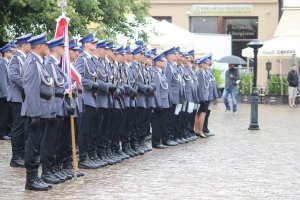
(40, 93, 52, 101)
(55, 93, 64, 98)
(78, 89, 83, 94)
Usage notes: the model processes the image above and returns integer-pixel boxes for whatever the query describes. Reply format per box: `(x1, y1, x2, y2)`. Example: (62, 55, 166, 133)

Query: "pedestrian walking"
(287, 64, 299, 108)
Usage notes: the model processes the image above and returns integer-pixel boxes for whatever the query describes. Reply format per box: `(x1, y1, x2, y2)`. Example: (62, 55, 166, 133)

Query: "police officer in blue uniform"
(203, 53, 218, 137)
(151, 52, 169, 149)
(22, 32, 54, 191)
(0, 43, 14, 140)
(194, 57, 210, 138)
(119, 46, 139, 157)
(75, 33, 100, 169)
(41, 36, 71, 184)
(8, 33, 32, 167)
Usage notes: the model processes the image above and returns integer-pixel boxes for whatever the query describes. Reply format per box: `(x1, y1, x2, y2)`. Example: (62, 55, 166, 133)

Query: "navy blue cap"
(15, 33, 33, 45)
(132, 46, 143, 55)
(79, 33, 98, 45)
(105, 41, 114, 49)
(164, 47, 176, 56)
(10, 42, 17, 48)
(188, 50, 195, 57)
(182, 52, 190, 58)
(115, 46, 126, 55)
(149, 48, 157, 56)
(175, 47, 181, 54)
(69, 39, 80, 50)
(206, 52, 212, 60)
(145, 53, 152, 58)
(27, 32, 47, 47)
(124, 46, 131, 54)
(46, 36, 64, 48)
(78, 47, 84, 53)
(198, 57, 210, 64)
(0, 43, 12, 53)
(153, 53, 165, 63)
(96, 40, 106, 49)
(135, 40, 144, 47)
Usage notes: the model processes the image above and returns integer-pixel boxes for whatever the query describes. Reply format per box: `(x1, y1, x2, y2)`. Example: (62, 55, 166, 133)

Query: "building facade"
(150, 0, 280, 88)
(150, 0, 279, 58)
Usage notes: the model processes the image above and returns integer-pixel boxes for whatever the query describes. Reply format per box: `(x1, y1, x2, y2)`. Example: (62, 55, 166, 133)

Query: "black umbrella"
(218, 55, 246, 65)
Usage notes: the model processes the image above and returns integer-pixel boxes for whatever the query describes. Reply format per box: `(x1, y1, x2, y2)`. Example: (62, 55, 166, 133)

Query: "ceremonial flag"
(55, 15, 82, 91)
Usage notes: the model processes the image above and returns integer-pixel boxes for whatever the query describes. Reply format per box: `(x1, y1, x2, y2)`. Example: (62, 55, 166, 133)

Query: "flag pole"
(58, 0, 77, 181)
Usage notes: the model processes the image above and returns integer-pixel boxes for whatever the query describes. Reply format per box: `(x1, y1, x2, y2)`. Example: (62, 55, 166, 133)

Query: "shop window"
(190, 16, 218, 33)
(225, 17, 258, 40)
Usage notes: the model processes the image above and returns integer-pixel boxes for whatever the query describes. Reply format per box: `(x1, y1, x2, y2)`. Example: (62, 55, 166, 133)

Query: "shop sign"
(192, 4, 252, 16)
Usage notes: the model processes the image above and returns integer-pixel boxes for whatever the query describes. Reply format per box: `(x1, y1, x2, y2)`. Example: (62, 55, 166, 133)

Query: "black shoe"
(163, 139, 177, 146)
(41, 165, 61, 184)
(89, 151, 107, 168)
(180, 136, 189, 143)
(78, 154, 98, 169)
(144, 134, 152, 142)
(106, 148, 121, 163)
(131, 141, 144, 155)
(122, 143, 135, 157)
(152, 144, 167, 149)
(176, 138, 185, 144)
(0, 135, 11, 140)
(98, 149, 117, 165)
(25, 170, 49, 191)
(10, 152, 25, 168)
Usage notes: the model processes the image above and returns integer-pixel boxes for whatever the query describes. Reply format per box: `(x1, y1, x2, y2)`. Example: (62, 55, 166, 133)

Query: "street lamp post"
(248, 39, 263, 130)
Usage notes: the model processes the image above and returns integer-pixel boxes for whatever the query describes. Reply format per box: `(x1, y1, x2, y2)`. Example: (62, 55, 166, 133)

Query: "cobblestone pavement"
(0, 103, 300, 200)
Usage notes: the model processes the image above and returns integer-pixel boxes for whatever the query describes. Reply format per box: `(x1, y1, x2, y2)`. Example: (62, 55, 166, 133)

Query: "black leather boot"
(131, 141, 144, 155)
(41, 165, 61, 184)
(122, 142, 135, 157)
(89, 150, 107, 168)
(115, 145, 130, 160)
(128, 143, 139, 156)
(25, 169, 49, 191)
(62, 158, 84, 177)
(78, 153, 98, 169)
(97, 149, 116, 165)
(10, 151, 25, 168)
(140, 140, 152, 152)
(109, 148, 123, 163)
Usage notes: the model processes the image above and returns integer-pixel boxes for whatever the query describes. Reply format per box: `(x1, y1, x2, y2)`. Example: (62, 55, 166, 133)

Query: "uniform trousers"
(9, 102, 25, 154)
(151, 108, 168, 146)
(140, 108, 152, 140)
(165, 104, 180, 141)
(136, 107, 146, 141)
(56, 116, 78, 162)
(0, 98, 9, 136)
(99, 108, 112, 149)
(119, 108, 128, 144)
(24, 117, 47, 170)
(40, 116, 64, 166)
(89, 107, 104, 154)
(109, 108, 122, 148)
(77, 105, 96, 156)
(125, 107, 137, 144)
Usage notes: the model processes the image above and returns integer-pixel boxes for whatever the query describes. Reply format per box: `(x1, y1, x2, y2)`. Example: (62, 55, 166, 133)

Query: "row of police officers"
(0, 32, 219, 191)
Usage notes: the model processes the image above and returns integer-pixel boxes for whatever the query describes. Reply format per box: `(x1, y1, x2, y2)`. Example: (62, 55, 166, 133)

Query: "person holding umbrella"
(223, 64, 240, 114)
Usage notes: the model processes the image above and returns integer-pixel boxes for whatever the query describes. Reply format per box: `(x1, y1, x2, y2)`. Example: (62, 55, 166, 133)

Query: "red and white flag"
(55, 15, 81, 92)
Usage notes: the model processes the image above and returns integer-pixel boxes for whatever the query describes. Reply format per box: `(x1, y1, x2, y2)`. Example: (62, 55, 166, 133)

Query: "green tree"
(0, 0, 150, 44)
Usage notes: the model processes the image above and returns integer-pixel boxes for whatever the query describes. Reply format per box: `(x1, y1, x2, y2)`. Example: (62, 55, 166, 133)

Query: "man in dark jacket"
(287, 64, 299, 108)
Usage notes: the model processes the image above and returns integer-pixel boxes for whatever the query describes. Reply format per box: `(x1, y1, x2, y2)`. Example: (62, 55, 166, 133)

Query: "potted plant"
(265, 75, 288, 104)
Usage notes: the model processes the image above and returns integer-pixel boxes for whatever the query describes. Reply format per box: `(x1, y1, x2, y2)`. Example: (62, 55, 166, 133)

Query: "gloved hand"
(150, 82, 156, 92)
(154, 107, 162, 113)
(66, 105, 75, 115)
(30, 117, 40, 129)
(92, 83, 100, 92)
(113, 88, 121, 99)
(130, 88, 138, 98)
(109, 83, 117, 93)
